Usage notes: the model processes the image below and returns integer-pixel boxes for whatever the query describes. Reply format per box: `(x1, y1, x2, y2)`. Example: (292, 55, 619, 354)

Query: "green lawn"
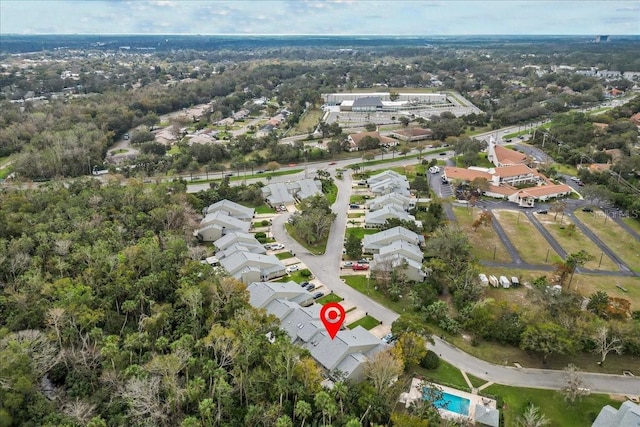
(325, 182, 338, 205)
(536, 214, 618, 271)
(316, 293, 344, 305)
(554, 163, 579, 176)
(347, 314, 380, 330)
(350, 195, 369, 204)
(493, 210, 563, 265)
(412, 359, 471, 392)
(483, 384, 622, 427)
(347, 213, 364, 218)
(275, 252, 294, 260)
(254, 204, 276, 214)
(294, 108, 323, 134)
(344, 227, 378, 240)
(273, 269, 312, 284)
(574, 210, 640, 272)
(451, 207, 511, 262)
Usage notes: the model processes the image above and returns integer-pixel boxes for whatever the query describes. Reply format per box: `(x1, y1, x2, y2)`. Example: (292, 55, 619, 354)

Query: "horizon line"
(1, 33, 631, 37)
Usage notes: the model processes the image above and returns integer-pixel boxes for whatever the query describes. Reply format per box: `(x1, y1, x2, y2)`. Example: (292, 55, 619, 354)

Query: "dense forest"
(0, 179, 426, 427)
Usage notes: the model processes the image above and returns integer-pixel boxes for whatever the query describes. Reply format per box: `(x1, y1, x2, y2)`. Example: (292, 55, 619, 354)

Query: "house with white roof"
(592, 401, 640, 427)
(218, 252, 286, 284)
(213, 232, 265, 254)
(365, 193, 415, 212)
(364, 205, 421, 229)
(246, 283, 388, 381)
(196, 211, 251, 242)
(362, 226, 424, 254)
(203, 199, 255, 221)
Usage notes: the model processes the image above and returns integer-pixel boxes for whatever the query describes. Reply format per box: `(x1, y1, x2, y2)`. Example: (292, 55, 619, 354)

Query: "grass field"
(316, 293, 344, 305)
(295, 108, 323, 134)
(574, 210, 640, 272)
(451, 207, 511, 262)
(275, 252, 294, 260)
(536, 214, 618, 271)
(622, 217, 640, 235)
(493, 210, 563, 265)
(347, 314, 380, 330)
(413, 359, 471, 392)
(483, 384, 623, 427)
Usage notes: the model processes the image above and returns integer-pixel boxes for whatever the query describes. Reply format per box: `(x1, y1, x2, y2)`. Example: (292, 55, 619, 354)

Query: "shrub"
(254, 232, 266, 239)
(300, 269, 312, 278)
(261, 220, 269, 226)
(256, 237, 267, 244)
(419, 350, 440, 370)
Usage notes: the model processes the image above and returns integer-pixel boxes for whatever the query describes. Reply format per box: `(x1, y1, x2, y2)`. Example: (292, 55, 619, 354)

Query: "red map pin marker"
(320, 302, 345, 340)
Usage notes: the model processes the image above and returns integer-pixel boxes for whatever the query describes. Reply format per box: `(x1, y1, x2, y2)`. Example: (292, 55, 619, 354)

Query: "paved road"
(488, 210, 522, 264)
(269, 170, 400, 328)
(429, 337, 640, 395)
(569, 210, 633, 274)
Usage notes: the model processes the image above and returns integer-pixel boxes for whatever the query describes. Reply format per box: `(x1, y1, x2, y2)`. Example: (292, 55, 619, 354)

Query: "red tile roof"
(516, 184, 572, 198)
(443, 167, 492, 182)
(494, 145, 528, 165)
(493, 164, 534, 177)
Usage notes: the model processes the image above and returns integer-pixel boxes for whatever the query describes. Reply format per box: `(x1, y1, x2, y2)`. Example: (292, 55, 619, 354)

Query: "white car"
(286, 265, 300, 273)
(271, 243, 285, 250)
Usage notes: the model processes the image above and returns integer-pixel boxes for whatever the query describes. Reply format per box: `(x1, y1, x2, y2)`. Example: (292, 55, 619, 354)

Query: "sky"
(1, 0, 639, 36)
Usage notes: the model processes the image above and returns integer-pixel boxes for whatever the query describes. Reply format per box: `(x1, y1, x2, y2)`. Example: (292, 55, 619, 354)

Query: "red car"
(352, 263, 369, 271)
(328, 162, 337, 165)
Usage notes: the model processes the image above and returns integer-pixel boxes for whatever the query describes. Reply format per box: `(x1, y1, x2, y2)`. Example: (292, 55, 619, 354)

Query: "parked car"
(256, 170, 265, 174)
(536, 209, 548, 214)
(357, 259, 370, 264)
(286, 265, 300, 273)
(271, 243, 285, 250)
(582, 207, 594, 212)
(352, 263, 369, 271)
(381, 333, 396, 344)
(312, 292, 324, 299)
(224, 173, 234, 178)
(304, 283, 316, 291)
(300, 281, 310, 287)
(349, 204, 360, 209)
(343, 261, 353, 268)
(328, 162, 337, 165)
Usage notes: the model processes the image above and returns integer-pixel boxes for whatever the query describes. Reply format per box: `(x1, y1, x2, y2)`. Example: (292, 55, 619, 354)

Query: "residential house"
(371, 240, 426, 282)
(261, 179, 323, 207)
(592, 401, 640, 427)
(630, 112, 640, 128)
(391, 127, 433, 142)
(203, 199, 255, 221)
(364, 205, 421, 229)
(362, 226, 424, 254)
(366, 170, 411, 197)
(346, 131, 396, 152)
(218, 251, 286, 284)
(365, 193, 415, 212)
(213, 232, 267, 258)
(247, 281, 314, 308)
(246, 286, 388, 381)
(474, 405, 500, 427)
(196, 211, 251, 242)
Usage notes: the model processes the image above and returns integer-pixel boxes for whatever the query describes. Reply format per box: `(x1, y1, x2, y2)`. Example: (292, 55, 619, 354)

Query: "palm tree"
(517, 404, 550, 427)
(294, 400, 312, 427)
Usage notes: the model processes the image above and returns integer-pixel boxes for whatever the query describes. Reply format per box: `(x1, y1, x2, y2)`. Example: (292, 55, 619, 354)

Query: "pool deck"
(399, 378, 497, 422)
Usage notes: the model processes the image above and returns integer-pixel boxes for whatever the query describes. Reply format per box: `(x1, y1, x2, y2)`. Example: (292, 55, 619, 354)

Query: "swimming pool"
(424, 388, 470, 416)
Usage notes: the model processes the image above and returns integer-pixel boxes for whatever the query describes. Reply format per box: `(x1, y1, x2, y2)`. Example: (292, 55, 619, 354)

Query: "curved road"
(266, 161, 640, 396)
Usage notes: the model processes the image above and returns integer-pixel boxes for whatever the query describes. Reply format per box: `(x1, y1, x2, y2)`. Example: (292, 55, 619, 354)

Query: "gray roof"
(306, 326, 384, 372)
(295, 179, 323, 200)
(262, 182, 296, 205)
(219, 252, 284, 278)
(204, 199, 254, 219)
(377, 240, 423, 262)
(200, 211, 250, 233)
(365, 193, 412, 210)
(247, 281, 313, 309)
(592, 401, 640, 427)
(363, 226, 424, 251)
(365, 205, 416, 226)
(474, 404, 500, 427)
(352, 96, 383, 108)
(367, 169, 405, 184)
(214, 232, 264, 252)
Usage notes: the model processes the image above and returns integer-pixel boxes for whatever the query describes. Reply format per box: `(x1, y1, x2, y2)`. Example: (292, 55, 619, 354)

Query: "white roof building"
(363, 226, 424, 254)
